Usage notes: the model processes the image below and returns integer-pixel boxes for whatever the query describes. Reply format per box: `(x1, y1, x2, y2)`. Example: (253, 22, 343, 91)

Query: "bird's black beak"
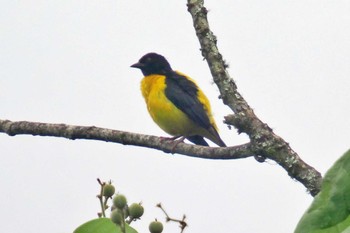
(130, 62, 144, 69)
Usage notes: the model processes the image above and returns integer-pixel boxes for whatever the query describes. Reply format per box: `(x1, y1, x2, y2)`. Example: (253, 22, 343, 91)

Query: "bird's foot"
(159, 136, 185, 153)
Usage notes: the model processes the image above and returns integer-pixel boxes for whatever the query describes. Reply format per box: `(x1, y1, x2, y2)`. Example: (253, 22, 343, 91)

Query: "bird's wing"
(164, 71, 212, 130)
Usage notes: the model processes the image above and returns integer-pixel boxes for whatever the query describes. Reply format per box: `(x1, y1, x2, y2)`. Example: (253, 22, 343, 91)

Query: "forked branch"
(187, 0, 322, 196)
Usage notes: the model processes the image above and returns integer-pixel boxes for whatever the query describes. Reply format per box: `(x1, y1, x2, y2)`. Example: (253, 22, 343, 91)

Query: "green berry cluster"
(110, 194, 145, 221)
(109, 193, 145, 227)
(98, 180, 163, 233)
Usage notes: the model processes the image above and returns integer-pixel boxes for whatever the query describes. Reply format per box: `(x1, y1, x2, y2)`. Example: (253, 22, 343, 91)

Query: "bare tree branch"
(187, 0, 322, 196)
(1, 1, 323, 198)
(0, 119, 252, 160)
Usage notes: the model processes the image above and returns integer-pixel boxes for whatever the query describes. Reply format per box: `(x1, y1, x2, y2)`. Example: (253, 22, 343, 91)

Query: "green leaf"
(295, 149, 350, 233)
(73, 218, 138, 233)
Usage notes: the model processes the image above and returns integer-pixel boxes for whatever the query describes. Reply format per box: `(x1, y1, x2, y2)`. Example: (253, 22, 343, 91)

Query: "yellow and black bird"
(131, 53, 226, 147)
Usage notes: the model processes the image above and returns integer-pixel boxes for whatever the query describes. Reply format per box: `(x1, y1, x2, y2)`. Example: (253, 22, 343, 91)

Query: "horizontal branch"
(0, 119, 252, 160)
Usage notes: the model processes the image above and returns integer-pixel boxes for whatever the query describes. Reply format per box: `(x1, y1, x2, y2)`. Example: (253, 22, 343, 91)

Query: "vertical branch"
(187, 0, 322, 196)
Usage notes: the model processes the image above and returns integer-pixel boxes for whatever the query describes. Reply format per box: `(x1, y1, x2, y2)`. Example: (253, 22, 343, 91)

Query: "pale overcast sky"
(1, 1, 350, 233)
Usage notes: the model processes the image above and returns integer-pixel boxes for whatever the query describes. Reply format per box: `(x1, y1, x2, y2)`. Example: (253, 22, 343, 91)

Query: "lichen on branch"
(187, 0, 322, 196)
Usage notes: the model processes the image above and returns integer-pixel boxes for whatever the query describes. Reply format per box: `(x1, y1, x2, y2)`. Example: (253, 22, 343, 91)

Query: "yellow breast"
(141, 74, 208, 137)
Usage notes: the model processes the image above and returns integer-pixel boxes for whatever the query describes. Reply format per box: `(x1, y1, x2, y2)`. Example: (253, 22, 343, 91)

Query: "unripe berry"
(103, 184, 115, 197)
(113, 194, 127, 209)
(149, 221, 163, 233)
(110, 209, 123, 225)
(129, 203, 144, 218)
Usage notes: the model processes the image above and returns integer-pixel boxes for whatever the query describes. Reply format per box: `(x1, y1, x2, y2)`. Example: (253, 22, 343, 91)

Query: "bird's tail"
(186, 135, 209, 146)
(207, 127, 227, 147)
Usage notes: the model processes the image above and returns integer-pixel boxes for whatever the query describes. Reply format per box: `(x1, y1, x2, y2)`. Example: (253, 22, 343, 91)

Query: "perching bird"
(131, 53, 226, 147)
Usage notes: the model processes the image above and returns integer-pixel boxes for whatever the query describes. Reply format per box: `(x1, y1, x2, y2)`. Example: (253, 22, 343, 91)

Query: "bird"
(131, 52, 226, 147)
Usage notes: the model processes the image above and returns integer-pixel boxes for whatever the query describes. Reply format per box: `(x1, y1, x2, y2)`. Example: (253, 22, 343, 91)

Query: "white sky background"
(1, 1, 350, 233)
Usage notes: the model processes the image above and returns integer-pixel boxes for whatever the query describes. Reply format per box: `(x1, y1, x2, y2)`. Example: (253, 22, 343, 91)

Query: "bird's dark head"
(131, 53, 172, 76)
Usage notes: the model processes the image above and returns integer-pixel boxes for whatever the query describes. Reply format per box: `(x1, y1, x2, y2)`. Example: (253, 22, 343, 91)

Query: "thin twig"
(97, 178, 106, 218)
(157, 203, 188, 233)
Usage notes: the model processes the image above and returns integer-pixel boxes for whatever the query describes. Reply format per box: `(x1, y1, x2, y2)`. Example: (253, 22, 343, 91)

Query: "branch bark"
(1, 0, 323, 197)
(187, 0, 322, 196)
(0, 119, 252, 160)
